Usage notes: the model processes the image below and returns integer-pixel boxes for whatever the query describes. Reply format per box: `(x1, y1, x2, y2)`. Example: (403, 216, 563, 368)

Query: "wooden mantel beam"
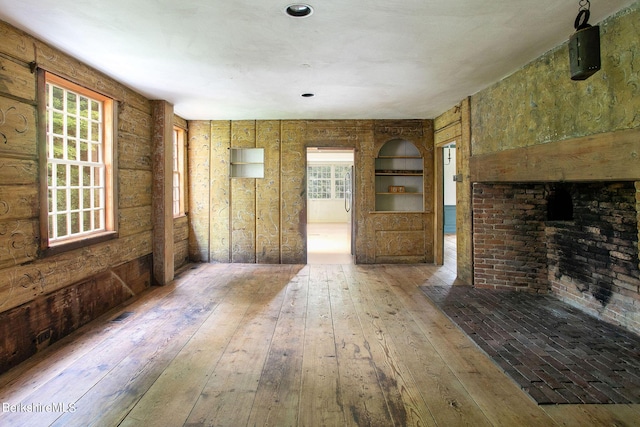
(470, 128, 640, 183)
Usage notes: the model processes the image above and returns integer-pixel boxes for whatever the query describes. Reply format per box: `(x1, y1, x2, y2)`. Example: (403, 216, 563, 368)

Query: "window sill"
(42, 231, 118, 257)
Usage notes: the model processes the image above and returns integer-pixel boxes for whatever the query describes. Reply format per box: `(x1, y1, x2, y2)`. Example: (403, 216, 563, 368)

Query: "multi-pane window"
(172, 126, 186, 217)
(333, 165, 351, 199)
(307, 165, 332, 199)
(45, 73, 113, 244)
(307, 164, 351, 200)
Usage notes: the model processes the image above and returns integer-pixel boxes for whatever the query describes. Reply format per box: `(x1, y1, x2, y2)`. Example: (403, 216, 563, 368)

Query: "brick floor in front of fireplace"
(420, 285, 640, 405)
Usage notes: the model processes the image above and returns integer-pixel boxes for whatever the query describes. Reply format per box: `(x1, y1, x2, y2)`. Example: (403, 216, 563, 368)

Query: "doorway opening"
(306, 147, 355, 264)
(441, 142, 457, 268)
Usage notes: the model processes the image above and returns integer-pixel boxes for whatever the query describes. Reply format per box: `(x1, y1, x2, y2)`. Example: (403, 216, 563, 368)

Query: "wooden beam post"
(152, 100, 174, 285)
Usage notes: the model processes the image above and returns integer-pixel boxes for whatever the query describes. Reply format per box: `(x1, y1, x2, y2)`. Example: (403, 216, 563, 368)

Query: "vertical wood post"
(152, 100, 174, 285)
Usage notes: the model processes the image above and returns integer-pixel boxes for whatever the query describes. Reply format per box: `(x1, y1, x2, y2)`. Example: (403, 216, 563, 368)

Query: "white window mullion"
(45, 75, 111, 243)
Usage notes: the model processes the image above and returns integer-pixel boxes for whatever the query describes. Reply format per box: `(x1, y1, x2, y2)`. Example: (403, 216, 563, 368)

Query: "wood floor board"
(246, 266, 308, 427)
(384, 264, 557, 427)
(297, 264, 345, 426)
(121, 265, 274, 426)
(51, 265, 241, 427)
(343, 265, 437, 427)
(1, 236, 639, 427)
(184, 266, 293, 426)
(372, 264, 493, 427)
(326, 264, 395, 426)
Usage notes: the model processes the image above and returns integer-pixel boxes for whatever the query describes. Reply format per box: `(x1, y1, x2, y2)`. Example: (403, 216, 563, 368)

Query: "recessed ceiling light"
(301, 93, 315, 97)
(286, 4, 313, 18)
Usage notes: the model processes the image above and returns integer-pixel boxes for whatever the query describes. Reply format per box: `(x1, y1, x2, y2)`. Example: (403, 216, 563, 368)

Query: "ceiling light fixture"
(286, 4, 313, 18)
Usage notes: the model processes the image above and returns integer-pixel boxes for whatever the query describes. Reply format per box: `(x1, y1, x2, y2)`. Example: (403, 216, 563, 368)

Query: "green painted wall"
(470, 3, 640, 155)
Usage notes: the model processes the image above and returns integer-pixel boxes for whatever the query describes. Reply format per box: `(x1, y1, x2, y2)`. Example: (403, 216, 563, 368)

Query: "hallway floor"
(307, 222, 352, 264)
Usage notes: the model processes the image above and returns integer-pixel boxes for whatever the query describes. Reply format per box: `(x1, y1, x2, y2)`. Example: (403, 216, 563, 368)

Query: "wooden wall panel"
(0, 185, 38, 220)
(209, 121, 230, 262)
(375, 230, 424, 256)
(434, 102, 461, 131)
(0, 56, 34, 101)
(0, 21, 33, 63)
(119, 169, 152, 209)
(0, 18, 154, 372)
(173, 213, 189, 269)
(188, 121, 212, 262)
(0, 231, 152, 314)
(231, 121, 256, 263)
(280, 121, 307, 264)
(187, 119, 436, 265)
(256, 120, 281, 263)
(0, 159, 38, 185)
(118, 104, 152, 171)
(0, 96, 37, 158)
(119, 206, 153, 237)
(174, 239, 189, 270)
(0, 254, 151, 374)
(0, 219, 39, 268)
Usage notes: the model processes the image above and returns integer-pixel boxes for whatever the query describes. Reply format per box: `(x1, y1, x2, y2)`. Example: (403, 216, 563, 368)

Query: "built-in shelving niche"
(230, 148, 264, 178)
(375, 139, 424, 212)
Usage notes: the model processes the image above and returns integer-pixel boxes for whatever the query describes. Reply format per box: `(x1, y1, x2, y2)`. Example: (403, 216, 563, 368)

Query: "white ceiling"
(0, 0, 635, 120)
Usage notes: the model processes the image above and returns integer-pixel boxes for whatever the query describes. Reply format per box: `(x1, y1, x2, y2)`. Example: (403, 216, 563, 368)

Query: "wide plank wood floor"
(1, 239, 639, 426)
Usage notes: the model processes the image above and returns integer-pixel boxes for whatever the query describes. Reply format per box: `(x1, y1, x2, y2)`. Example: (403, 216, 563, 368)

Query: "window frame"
(172, 125, 186, 217)
(39, 71, 117, 255)
(307, 163, 351, 201)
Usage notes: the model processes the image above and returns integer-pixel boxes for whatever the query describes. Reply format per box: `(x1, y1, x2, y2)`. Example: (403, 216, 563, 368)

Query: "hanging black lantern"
(569, 1, 601, 80)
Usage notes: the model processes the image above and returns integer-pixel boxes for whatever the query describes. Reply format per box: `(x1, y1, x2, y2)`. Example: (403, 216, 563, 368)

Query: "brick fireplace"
(472, 181, 640, 335)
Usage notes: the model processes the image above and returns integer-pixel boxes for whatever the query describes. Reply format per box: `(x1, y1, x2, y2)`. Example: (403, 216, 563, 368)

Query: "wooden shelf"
(375, 139, 424, 212)
(230, 148, 264, 178)
(376, 192, 423, 195)
(375, 172, 423, 176)
(376, 156, 422, 159)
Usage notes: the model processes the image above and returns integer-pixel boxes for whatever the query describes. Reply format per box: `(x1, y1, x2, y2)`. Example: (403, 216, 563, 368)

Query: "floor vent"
(111, 311, 134, 323)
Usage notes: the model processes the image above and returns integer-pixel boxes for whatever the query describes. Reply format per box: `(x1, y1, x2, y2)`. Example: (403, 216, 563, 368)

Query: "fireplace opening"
(547, 185, 573, 221)
(473, 181, 640, 335)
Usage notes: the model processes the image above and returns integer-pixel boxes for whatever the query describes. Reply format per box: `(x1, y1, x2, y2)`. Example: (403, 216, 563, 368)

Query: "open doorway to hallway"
(443, 142, 457, 266)
(306, 147, 355, 264)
